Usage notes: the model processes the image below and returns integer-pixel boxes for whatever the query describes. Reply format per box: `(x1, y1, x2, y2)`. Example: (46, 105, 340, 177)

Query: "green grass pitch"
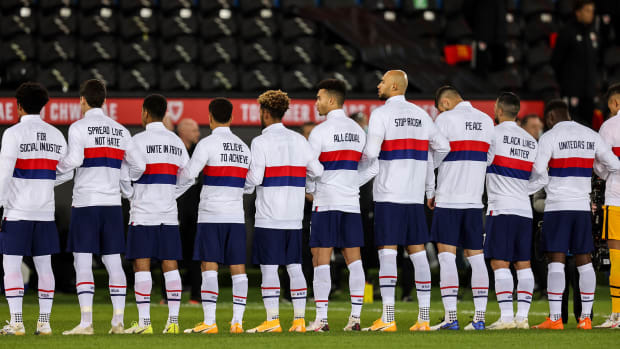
(1, 285, 619, 348)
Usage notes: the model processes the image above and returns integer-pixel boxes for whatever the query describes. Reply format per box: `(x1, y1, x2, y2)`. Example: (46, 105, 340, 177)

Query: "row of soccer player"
(1, 73, 620, 336)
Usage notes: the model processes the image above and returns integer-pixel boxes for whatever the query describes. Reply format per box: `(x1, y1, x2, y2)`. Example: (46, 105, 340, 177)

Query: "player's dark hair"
(15, 82, 49, 114)
(317, 79, 346, 106)
(434, 85, 461, 109)
(544, 99, 570, 120)
(79, 79, 106, 108)
(143, 94, 167, 121)
(209, 97, 233, 124)
(606, 82, 620, 101)
(497, 92, 521, 118)
(574, 0, 594, 11)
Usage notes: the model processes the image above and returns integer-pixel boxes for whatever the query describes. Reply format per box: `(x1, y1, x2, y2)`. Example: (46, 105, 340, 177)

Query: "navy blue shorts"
(483, 214, 532, 262)
(194, 223, 246, 265)
(430, 207, 484, 250)
(67, 206, 125, 255)
(252, 227, 301, 265)
(374, 202, 429, 246)
(309, 211, 364, 248)
(126, 224, 182, 260)
(542, 211, 593, 254)
(0, 220, 60, 256)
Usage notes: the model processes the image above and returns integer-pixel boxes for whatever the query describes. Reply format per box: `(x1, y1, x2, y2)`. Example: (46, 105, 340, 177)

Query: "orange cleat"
(532, 317, 563, 330)
(410, 321, 430, 331)
(577, 317, 592, 330)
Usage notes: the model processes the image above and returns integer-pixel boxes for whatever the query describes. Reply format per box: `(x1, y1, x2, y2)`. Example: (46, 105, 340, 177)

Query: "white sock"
(547, 262, 565, 322)
(3, 255, 24, 324)
(231, 274, 248, 324)
(287, 264, 307, 319)
(164, 270, 182, 324)
(515, 268, 534, 321)
(33, 255, 55, 323)
(348, 259, 365, 319)
(260, 265, 280, 321)
(577, 263, 596, 320)
(102, 254, 126, 326)
(134, 271, 151, 327)
(201, 270, 218, 325)
(468, 254, 488, 323)
(410, 250, 431, 322)
(494, 268, 514, 322)
(438, 252, 458, 322)
(378, 249, 397, 323)
(313, 265, 331, 322)
(74, 252, 94, 327)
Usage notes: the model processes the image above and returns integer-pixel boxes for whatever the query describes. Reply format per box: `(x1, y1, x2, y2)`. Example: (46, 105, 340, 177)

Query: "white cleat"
(108, 323, 124, 334)
(514, 319, 529, 329)
(343, 316, 361, 331)
(0, 321, 25, 336)
(595, 314, 620, 329)
(62, 324, 94, 335)
(487, 319, 517, 330)
(307, 320, 329, 332)
(35, 322, 52, 335)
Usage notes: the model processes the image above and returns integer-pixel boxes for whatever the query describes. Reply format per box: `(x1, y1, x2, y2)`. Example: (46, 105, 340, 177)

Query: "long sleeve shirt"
(530, 120, 620, 212)
(245, 122, 323, 229)
(0, 115, 69, 221)
(595, 112, 620, 206)
(360, 95, 450, 204)
(57, 108, 145, 207)
(178, 126, 250, 224)
(434, 101, 495, 208)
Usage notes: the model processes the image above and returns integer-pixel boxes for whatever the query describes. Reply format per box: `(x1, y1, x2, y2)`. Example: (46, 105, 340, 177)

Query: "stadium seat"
(0, 0, 35, 11)
(241, 63, 280, 91)
(321, 43, 357, 67)
(525, 41, 552, 68)
(118, 62, 158, 91)
(524, 15, 556, 43)
(604, 46, 620, 71)
(78, 62, 118, 89)
(200, 0, 235, 14)
(3, 61, 37, 88)
(38, 7, 77, 38)
(489, 66, 524, 91)
(443, 15, 473, 43)
(160, 63, 199, 91)
(38, 36, 77, 65)
(505, 0, 519, 13)
(240, 38, 279, 65)
(556, 0, 575, 20)
(401, 0, 439, 13)
(37, 61, 77, 92)
(364, 0, 399, 11)
(521, 0, 554, 18)
(280, 37, 319, 66)
(238, 0, 276, 14)
(450, 69, 495, 94)
(78, 35, 118, 65)
(201, 63, 240, 91)
(280, 0, 316, 12)
(280, 17, 318, 41)
(159, 9, 199, 40)
(443, 0, 465, 16)
(200, 14, 238, 41)
(160, 36, 199, 67)
(361, 68, 383, 93)
(79, 0, 118, 13)
(200, 37, 239, 66)
(0, 9, 37, 38)
(78, 11, 118, 38)
(407, 12, 444, 38)
(506, 13, 523, 39)
(505, 40, 525, 64)
(160, 0, 196, 14)
(321, 0, 358, 8)
(281, 65, 319, 92)
(1, 35, 36, 64)
(119, 11, 158, 39)
(322, 68, 359, 92)
(119, 0, 157, 14)
(119, 38, 158, 67)
(240, 15, 279, 40)
(38, 0, 74, 13)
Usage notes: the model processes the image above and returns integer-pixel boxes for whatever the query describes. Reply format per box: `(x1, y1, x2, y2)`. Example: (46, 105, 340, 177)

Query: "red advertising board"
(0, 97, 544, 126)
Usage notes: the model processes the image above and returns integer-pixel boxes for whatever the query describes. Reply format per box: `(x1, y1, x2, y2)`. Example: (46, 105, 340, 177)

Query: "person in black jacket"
(551, 0, 599, 128)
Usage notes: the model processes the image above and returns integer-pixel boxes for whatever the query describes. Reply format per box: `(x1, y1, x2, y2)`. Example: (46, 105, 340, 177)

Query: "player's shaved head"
(377, 70, 408, 100)
(434, 85, 463, 113)
(177, 118, 200, 149)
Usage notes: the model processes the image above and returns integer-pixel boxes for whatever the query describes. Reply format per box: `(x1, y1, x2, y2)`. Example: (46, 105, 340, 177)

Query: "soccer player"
(180, 98, 250, 334)
(120, 94, 189, 335)
(484, 92, 538, 330)
(529, 100, 620, 330)
(244, 90, 323, 333)
(430, 86, 494, 331)
(0, 82, 71, 335)
(358, 71, 450, 332)
(596, 83, 620, 328)
(60, 80, 146, 335)
(307, 79, 367, 332)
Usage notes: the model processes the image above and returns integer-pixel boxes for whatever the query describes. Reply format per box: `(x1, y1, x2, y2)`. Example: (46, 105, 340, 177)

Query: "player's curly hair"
(257, 89, 290, 120)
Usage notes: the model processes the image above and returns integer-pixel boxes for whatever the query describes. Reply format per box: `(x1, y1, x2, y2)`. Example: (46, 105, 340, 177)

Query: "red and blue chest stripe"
(82, 147, 124, 169)
(379, 138, 429, 161)
(135, 163, 179, 185)
(487, 155, 533, 180)
(444, 140, 489, 162)
(262, 166, 306, 187)
(319, 150, 362, 170)
(203, 166, 248, 188)
(548, 157, 593, 177)
(13, 158, 58, 180)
